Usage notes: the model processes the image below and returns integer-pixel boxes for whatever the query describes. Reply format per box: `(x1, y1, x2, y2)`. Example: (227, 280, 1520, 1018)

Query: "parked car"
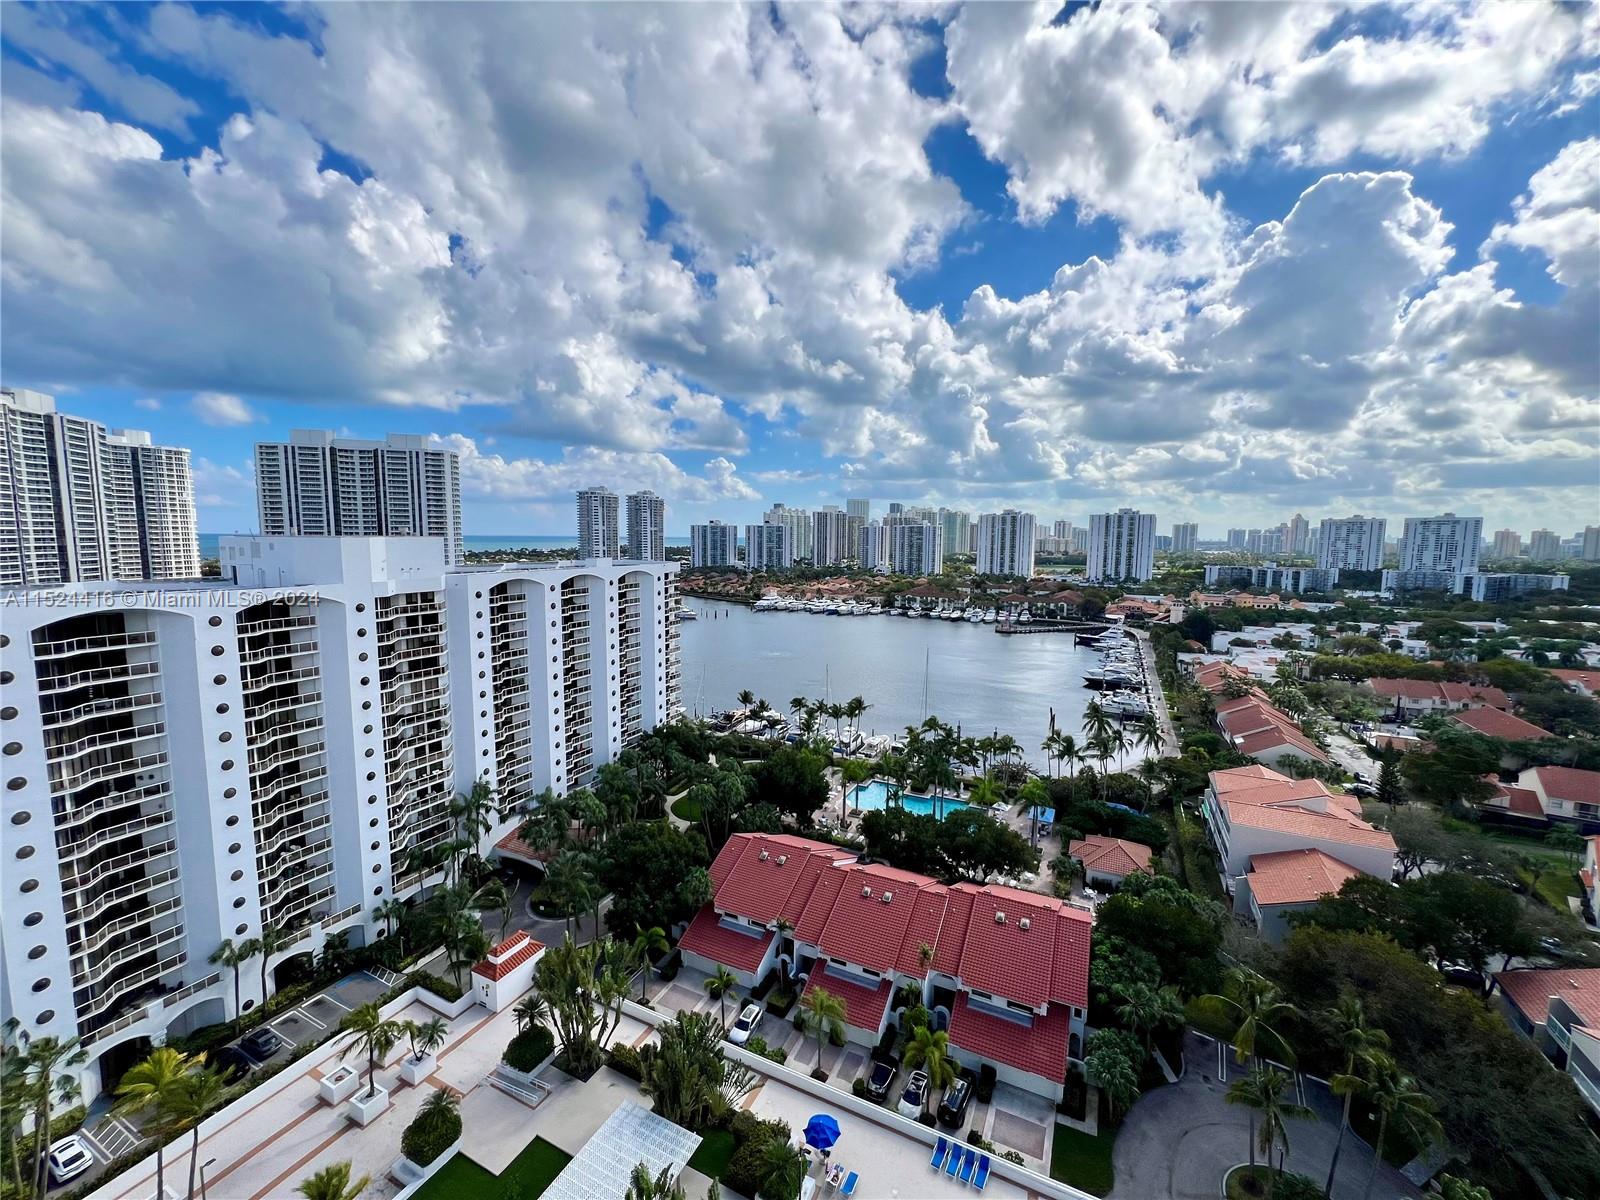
(1347, 783, 1376, 798)
(728, 1004, 762, 1045)
(239, 1027, 286, 1064)
(206, 1045, 255, 1082)
(937, 1074, 974, 1127)
(1539, 937, 1569, 959)
(1440, 963, 1485, 991)
(48, 1136, 94, 1185)
(897, 1069, 928, 1119)
(1353, 771, 1371, 784)
(864, 1059, 897, 1103)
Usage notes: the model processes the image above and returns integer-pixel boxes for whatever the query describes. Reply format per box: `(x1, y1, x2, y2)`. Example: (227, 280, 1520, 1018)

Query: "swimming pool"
(847, 779, 970, 820)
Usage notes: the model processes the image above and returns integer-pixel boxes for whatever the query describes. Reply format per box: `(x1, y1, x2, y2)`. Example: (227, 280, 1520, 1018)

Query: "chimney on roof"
(759, 850, 769, 861)
(995, 911, 1006, 924)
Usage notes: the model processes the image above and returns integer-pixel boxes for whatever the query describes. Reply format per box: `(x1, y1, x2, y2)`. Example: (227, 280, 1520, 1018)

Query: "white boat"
(983, 610, 998, 624)
(966, 610, 984, 623)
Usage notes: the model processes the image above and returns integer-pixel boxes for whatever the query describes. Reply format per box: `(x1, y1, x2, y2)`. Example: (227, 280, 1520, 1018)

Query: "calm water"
(199, 533, 691, 556)
(680, 599, 1107, 767)
(848, 780, 969, 819)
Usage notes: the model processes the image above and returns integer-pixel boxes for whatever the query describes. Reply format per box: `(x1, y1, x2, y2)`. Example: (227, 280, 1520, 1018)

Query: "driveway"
(1109, 1033, 1420, 1200)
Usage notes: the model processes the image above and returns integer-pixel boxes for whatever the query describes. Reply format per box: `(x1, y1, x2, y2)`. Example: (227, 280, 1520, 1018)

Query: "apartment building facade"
(0, 536, 678, 1101)
(1171, 522, 1199, 553)
(812, 507, 850, 567)
(1316, 516, 1385, 572)
(575, 487, 621, 560)
(975, 510, 1036, 578)
(689, 521, 738, 569)
(1398, 513, 1481, 576)
(763, 504, 813, 562)
(1, 388, 200, 586)
(257, 431, 463, 565)
(743, 523, 793, 573)
(626, 491, 666, 561)
(1085, 509, 1155, 582)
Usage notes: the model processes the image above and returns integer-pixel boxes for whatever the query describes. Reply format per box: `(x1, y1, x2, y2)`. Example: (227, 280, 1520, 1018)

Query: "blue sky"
(3, 2, 1596, 537)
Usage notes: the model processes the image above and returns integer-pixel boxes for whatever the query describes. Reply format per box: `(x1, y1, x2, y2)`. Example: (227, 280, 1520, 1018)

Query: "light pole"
(200, 1157, 216, 1200)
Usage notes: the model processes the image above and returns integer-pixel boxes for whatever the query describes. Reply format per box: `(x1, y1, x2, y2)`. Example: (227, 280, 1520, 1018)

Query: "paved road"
(1109, 1032, 1419, 1200)
(1133, 629, 1181, 758)
(1324, 728, 1377, 780)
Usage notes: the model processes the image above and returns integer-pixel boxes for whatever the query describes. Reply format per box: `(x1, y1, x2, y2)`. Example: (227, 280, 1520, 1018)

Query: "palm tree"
(335, 1004, 403, 1100)
(1134, 715, 1164, 761)
(758, 1140, 809, 1200)
(115, 1047, 195, 1200)
(1361, 1059, 1440, 1200)
(521, 788, 576, 857)
(514, 991, 551, 1034)
(1115, 983, 1184, 1058)
(1196, 967, 1299, 1066)
(372, 896, 408, 942)
(1057, 733, 1082, 794)
(19, 1032, 87, 1200)
(845, 695, 867, 736)
(737, 688, 756, 714)
(1082, 700, 1113, 748)
(632, 924, 670, 1003)
(170, 1067, 230, 1200)
(902, 1025, 957, 1120)
(1136, 760, 1163, 810)
(248, 923, 292, 1011)
(546, 849, 601, 942)
(799, 986, 846, 1076)
(788, 696, 808, 728)
(705, 967, 739, 1028)
(1228, 1066, 1310, 1195)
(446, 779, 496, 886)
(839, 758, 872, 821)
(209, 939, 253, 1034)
(296, 1161, 371, 1200)
(1323, 997, 1390, 1198)
(626, 1162, 689, 1200)
(403, 1017, 450, 1066)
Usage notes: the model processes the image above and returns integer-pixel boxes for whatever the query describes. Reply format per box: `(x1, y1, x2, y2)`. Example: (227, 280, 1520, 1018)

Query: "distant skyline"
(3, 4, 1596, 537)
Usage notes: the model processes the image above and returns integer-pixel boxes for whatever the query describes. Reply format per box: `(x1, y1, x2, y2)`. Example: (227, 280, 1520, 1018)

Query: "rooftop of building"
(1449, 707, 1553, 741)
(1495, 967, 1600, 1030)
(1247, 848, 1361, 906)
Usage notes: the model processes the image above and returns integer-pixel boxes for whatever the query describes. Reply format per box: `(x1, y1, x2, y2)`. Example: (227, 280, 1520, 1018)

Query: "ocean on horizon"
(198, 533, 690, 557)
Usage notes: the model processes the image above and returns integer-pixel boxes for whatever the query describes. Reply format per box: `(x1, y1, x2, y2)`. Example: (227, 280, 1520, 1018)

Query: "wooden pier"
(995, 620, 1111, 637)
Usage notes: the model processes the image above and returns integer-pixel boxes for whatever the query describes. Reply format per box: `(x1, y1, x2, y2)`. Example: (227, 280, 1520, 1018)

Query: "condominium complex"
(940, 509, 972, 558)
(845, 498, 870, 521)
(763, 504, 813, 562)
(813, 507, 850, 567)
(1586, 527, 1600, 562)
(1, 388, 200, 585)
(256, 430, 463, 564)
(575, 487, 621, 560)
(1287, 514, 1310, 555)
(1316, 516, 1386, 572)
(1528, 529, 1564, 562)
(1492, 529, 1523, 559)
(1398, 513, 1482, 576)
(744, 522, 792, 572)
(975, 509, 1036, 578)
(1171, 522, 1199, 553)
(1086, 508, 1156, 583)
(1203, 563, 1339, 594)
(689, 520, 738, 568)
(0, 535, 679, 1101)
(626, 490, 666, 561)
(888, 522, 943, 576)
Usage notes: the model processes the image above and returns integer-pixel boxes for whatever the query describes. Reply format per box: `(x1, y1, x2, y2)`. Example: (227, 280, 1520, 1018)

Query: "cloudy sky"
(3, 2, 1597, 538)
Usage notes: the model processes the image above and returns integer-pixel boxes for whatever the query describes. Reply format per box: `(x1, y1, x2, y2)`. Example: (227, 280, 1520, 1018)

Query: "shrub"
(503, 1024, 555, 1072)
(851, 1078, 868, 1099)
(409, 971, 464, 1002)
(975, 1063, 997, 1104)
(766, 986, 796, 1017)
(400, 1094, 462, 1167)
(1000, 1150, 1025, 1166)
(744, 1036, 786, 1065)
(1269, 1173, 1325, 1200)
(722, 1116, 791, 1200)
(606, 1043, 644, 1081)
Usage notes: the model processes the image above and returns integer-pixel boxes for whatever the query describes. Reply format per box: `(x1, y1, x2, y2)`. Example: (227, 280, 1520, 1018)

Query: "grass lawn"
(1050, 1125, 1116, 1197)
(670, 794, 703, 822)
(687, 1129, 737, 1177)
(1184, 997, 1236, 1043)
(1521, 863, 1581, 910)
(412, 1136, 571, 1200)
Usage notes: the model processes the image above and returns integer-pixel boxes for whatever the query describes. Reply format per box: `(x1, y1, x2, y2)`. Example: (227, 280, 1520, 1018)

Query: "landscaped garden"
(1050, 1125, 1116, 1197)
(411, 1135, 571, 1200)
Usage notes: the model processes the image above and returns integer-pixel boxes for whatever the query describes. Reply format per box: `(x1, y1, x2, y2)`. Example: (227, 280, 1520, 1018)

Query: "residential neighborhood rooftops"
(1208, 765, 1396, 852)
(677, 907, 775, 973)
(1068, 835, 1154, 880)
(947, 991, 1072, 1081)
(802, 966, 893, 1032)
(1247, 849, 1360, 906)
(1449, 707, 1553, 741)
(1529, 765, 1600, 808)
(1366, 678, 1510, 708)
(1495, 967, 1600, 1031)
(471, 931, 545, 982)
(1552, 668, 1600, 695)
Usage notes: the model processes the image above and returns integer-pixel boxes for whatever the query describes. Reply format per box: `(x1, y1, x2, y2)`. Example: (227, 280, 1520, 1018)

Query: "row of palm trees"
(1198, 967, 1440, 1200)
(778, 693, 869, 744)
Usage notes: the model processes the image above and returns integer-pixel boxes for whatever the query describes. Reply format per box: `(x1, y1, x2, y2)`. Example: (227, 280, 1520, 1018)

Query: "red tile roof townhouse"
(1196, 666, 1331, 768)
(1068, 836, 1155, 887)
(1495, 968, 1600, 1046)
(677, 832, 1093, 1100)
(1517, 766, 1600, 828)
(1365, 677, 1510, 716)
(1448, 707, 1553, 742)
(1240, 849, 1360, 944)
(1552, 668, 1600, 697)
(1202, 765, 1395, 939)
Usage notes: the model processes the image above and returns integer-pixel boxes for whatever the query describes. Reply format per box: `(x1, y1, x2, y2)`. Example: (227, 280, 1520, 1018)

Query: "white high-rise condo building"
(1, 388, 200, 585)
(889, 522, 943, 576)
(1583, 527, 1600, 562)
(1492, 529, 1523, 559)
(763, 504, 813, 561)
(1086, 509, 1156, 582)
(813, 507, 850, 567)
(976, 510, 1036, 578)
(939, 509, 971, 560)
(626, 490, 666, 561)
(846, 498, 870, 521)
(1317, 516, 1387, 572)
(0, 535, 678, 1102)
(1288, 514, 1310, 554)
(575, 487, 621, 560)
(744, 523, 792, 572)
(689, 520, 738, 568)
(859, 521, 886, 572)
(1171, 522, 1199, 553)
(1528, 529, 1563, 562)
(1227, 528, 1248, 549)
(256, 430, 463, 565)
(1398, 513, 1481, 576)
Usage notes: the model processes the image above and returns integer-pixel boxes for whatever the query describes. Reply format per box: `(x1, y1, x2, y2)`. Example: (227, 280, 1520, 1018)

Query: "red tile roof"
(1451, 707, 1553, 741)
(472, 931, 545, 981)
(1247, 849, 1360, 906)
(1367, 678, 1508, 708)
(1484, 782, 1545, 819)
(1532, 766, 1600, 807)
(1552, 668, 1600, 694)
(1069, 836, 1154, 879)
(802, 967, 892, 1033)
(706, 834, 856, 926)
(947, 993, 1072, 1082)
(953, 883, 1093, 1011)
(814, 864, 938, 975)
(1210, 765, 1395, 852)
(1495, 968, 1600, 1030)
(678, 906, 774, 973)
(494, 829, 550, 866)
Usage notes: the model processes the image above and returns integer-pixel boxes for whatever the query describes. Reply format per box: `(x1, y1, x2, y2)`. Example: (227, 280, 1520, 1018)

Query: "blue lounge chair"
(930, 1137, 949, 1171)
(959, 1148, 977, 1184)
(973, 1154, 991, 1191)
(841, 1172, 858, 1197)
(945, 1145, 962, 1178)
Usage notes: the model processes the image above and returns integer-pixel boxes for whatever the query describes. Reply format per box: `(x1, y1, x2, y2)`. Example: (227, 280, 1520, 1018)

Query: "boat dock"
(995, 620, 1111, 636)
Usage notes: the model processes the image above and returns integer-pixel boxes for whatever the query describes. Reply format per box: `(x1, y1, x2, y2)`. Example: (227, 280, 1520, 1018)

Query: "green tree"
(1084, 1028, 1142, 1120)
(1228, 1066, 1311, 1195)
(750, 744, 830, 825)
(1196, 967, 1298, 1065)
(631, 924, 670, 1003)
(1322, 996, 1390, 1199)
(639, 1012, 755, 1130)
(209, 938, 254, 1035)
(16, 1031, 86, 1200)
(296, 1161, 371, 1200)
(1095, 873, 1227, 995)
(860, 808, 945, 875)
(599, 822, 712, 939)
(705, 967, 739, 1029)
(626, 1162, 688, 1200)
(1360, 1060, 1440, 1200)
(901, 1025, 957, 1119)
(757, 1139, 809, 1200)
(403, 1017, 449, 1065)
(244, 922, 292, 1012)
(1375, 753, 1403, 808)
(1113, 983, 1184, 1058)
(335, 1004, 403, 1100)
(170, 1067, 231, 1199)
(115, 1048, 195, 1200)
(545, 848, 603, 942)
(936, 808, 1038, 882)
(536, 936, 629, 1076)
(798, 987, 846, 1078)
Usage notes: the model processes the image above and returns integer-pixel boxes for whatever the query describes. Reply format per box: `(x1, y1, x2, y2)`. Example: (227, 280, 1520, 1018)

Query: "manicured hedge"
(722, 1112, 792, 1200)
(409, 971, 464, 1002)
(503, 1024, 555, 1072)
(607, 1043, 644, 1080)
(401, 1101, 462, 1167)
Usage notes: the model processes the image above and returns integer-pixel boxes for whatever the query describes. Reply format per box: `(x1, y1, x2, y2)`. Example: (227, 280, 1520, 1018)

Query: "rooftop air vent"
(1018, 917, 1031, 931)
(862, 886, 873, 898)
(776, 855, 788, 865)
(995, 911, 1006, 924)
(881, 891, 894, 903)
(759, 850, 769, 861)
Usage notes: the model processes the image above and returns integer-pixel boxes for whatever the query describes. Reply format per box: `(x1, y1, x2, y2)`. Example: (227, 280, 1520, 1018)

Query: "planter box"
(399, 1054, 435, 1086)
(416, 988, 476, 1019)
(319, 1066, 361, 1105)
(391, 1140, 461, 1200)
(345, 1084, 391, 1127)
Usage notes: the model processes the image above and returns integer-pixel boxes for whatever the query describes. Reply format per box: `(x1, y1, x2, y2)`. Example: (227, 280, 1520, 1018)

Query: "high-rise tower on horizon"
(576, 486, 621, 559)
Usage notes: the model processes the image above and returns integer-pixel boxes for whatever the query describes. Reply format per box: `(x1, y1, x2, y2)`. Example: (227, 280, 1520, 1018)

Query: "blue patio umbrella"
(804, 1114, 841, 1152)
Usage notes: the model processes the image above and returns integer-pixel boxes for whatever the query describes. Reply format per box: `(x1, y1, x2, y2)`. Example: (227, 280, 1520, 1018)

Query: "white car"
(48, 1135, 95, 1184)
(728, 1003, 763, 1045)
(897, 1069, 929, 1120)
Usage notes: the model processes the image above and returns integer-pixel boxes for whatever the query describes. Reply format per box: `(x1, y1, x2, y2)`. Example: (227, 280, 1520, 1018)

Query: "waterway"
(678, 598, 1111, 768)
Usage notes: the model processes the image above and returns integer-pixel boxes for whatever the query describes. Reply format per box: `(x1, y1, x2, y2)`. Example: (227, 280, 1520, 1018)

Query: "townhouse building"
(1364, 677, 1510, 720)
(677, 833, 1092, 1100)
(1494, 967, 1600, 1117)
(0, 535, 678, 1101)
